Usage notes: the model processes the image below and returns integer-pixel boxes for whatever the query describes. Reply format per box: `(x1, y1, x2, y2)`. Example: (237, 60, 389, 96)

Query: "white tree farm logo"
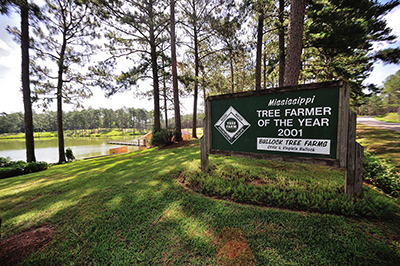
(214, 106, 251, 144)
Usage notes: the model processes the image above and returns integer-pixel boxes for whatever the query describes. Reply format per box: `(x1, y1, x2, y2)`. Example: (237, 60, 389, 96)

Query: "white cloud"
(385, 5, 400, 38)
(0, 39, 13, 54)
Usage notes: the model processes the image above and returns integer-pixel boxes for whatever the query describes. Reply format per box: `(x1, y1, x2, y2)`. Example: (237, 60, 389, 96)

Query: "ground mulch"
(0, 224, 55, 265)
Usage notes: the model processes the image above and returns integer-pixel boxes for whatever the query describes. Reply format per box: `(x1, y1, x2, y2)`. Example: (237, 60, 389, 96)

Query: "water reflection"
(0, 138, 138, 163)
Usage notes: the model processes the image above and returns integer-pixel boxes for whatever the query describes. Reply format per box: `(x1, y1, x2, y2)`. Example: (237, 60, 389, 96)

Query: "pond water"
(0, 138, 138, 163)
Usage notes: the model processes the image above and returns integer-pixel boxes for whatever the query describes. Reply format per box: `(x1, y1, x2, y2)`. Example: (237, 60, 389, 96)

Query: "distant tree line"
(0, 107, 153, 134)
(356, 69, 400, 119)
(168, 113, 205, 130)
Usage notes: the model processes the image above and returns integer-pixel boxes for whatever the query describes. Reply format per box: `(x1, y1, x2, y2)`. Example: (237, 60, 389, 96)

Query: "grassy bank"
(374, 113, 399, 123)
(0, 128, 147, 140)
(1, 140, 399, 265)
(357, 124, 400, 169)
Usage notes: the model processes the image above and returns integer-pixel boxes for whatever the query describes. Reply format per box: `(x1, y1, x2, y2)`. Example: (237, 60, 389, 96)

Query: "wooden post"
(337, 83, 350, 168)
(201, 136, 209, 172)
(346, 110, 360, 196)
(206, 99, 212, 154)
(201, 115, 209, 173)
(354, 143, 364, 196)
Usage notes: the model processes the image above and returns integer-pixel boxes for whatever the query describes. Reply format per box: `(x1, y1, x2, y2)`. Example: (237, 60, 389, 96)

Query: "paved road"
(357, 116, 400, 132)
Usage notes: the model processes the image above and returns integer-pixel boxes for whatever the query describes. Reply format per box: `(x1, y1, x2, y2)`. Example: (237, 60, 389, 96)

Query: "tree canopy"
(2, 0, 400, 140)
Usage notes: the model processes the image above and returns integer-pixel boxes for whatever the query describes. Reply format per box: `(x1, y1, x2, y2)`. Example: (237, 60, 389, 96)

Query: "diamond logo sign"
(214, 106, 250, 144)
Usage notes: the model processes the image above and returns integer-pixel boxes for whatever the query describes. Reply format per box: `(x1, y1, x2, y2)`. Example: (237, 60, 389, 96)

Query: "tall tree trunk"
(192, 24, 199, 138)
(163, 65, 168, 129)
(278, 0, 285, 87)
(57, 35, 67, 164)
(149, 1, 161, 132)
(171, 0, 182, 140)
(284, 0, 305, 86)
(20, 0, 36, 162)
(230, 49, 234, 93)
(255, 12, 264, 90)
(263, 50, 267, 90)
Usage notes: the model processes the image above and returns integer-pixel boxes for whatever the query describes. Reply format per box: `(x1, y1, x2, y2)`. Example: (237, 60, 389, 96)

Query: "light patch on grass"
(8, 199, 78, 228)
(374, 113, 399, 123)
(106, 196, 122, 210)
(146, 180, 160, 186)
(0, 196, 25, 206)
(0, 178, 49, 197)
(357, 124, 400, 169)
(157, 202, 183, 222)
(155, 202, 214, 241)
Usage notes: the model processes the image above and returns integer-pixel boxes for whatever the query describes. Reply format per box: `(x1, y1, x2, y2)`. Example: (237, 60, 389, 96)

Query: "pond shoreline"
(0, 137, 140, 163)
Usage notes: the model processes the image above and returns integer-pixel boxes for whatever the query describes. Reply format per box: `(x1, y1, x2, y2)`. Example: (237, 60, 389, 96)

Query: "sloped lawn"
(0, 140, 399, 265)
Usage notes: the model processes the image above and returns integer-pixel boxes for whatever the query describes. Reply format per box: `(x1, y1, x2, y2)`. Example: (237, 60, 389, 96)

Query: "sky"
(1, 1, 400, 115)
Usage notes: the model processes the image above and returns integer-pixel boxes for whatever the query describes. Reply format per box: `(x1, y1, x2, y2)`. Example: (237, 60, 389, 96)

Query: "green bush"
(66, 148, 75, 161)
(363, 151, 400, 198)
(0, 157, 12, 167)
(178, 160, 397, 217)
(173, 129, 182, 142)
(151, 129, 174, 146)
(0, 158, 48, 179)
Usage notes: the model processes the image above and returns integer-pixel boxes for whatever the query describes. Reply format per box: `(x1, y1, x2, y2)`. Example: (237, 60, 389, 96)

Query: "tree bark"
(149, 1, 161, 132)
(255, 12, 264, 90)
(230, 49, 234, 93)
(284, 0, 305, 86)
(20, 0, 36, 162)
(57, 35, 67, 163)
(278, 0, 285, 87)
(171, 0, 182, 140)
(263, 49, 267, 90)
(192, 22, 199, 138)
(163, 60, 168, 129)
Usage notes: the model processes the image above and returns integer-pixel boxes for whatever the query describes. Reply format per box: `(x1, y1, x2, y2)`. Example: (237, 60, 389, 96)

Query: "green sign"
(210, 87, 340, 159)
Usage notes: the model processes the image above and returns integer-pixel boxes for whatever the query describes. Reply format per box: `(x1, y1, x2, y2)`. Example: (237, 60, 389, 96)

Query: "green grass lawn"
(357, 124, 400, 169)
(1, 139, 399, 265)
(374, 113, 400, 123)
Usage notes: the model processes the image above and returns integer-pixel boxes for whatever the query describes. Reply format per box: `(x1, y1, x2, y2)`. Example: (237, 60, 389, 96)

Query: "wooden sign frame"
(201, 81, 364, 196)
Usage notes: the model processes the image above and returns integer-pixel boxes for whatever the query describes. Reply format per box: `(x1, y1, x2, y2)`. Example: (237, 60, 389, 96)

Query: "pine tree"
(304, 0, 400, 88)
(179, 0, 227, 138)
(93, 0, 169, 133)
(2, 0, 37, 162)
(283, 0, 305, 86)
(30, 0, 98, 163)
(170, 0, 182, 141)
(383, 70, 400, 121)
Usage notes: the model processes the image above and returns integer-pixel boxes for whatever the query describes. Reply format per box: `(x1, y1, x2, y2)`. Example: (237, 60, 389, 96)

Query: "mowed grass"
(374, 113, 400, 123)
(357, 124, 400, 169)
(1, 140, 400, 265)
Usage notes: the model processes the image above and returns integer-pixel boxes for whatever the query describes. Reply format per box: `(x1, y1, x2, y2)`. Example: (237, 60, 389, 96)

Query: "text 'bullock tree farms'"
(210, 85, 340, 159)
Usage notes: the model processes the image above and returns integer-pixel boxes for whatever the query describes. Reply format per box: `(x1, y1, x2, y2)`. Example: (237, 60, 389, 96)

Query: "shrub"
(66, 148, 75, 161)
(363, 151, 400, 198)
(0, 160, 48, 179)
(0, 157, 12, 167)
(151, 129, 174, 146)
(173, 129, 182, 142)
(178, 159, 398, 217)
